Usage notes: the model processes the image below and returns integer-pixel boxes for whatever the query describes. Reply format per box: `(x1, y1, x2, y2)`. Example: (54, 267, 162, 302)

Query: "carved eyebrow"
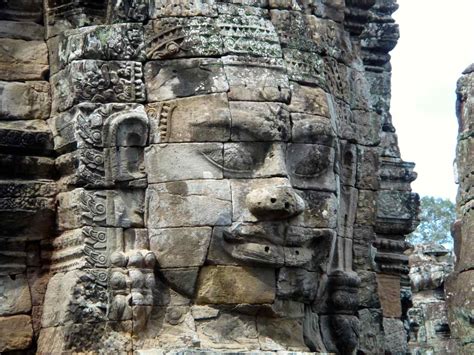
(189, 120, 261, 141)
(230, 123, 264, 141)
(193, 120, 284, 142)
(189, 104, 289, 142)
(200, 151, 253, 173)
(233, 104, 288, 141)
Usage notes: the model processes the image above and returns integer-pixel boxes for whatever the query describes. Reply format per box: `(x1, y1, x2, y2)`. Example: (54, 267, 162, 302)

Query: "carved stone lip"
(221, 223, 314, 267)
(223, 222, 286, 246)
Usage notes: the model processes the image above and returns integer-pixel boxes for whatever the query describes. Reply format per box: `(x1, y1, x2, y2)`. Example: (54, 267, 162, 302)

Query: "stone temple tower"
(446, 64, 474, 355)
(0, 1, 419, 353)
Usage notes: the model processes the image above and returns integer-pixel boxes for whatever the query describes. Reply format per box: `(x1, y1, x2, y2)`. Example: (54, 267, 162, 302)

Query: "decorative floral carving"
(79, 190, 107, 225)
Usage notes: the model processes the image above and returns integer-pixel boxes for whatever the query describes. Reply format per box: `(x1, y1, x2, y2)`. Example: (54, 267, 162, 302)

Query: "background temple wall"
(446, 65, 474, 355)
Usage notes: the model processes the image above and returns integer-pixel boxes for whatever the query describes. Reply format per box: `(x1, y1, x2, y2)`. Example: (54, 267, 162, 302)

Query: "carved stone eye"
(224, 145, 254, 172)
(289, 145, 330, 177)
(293, 154, 329, 177)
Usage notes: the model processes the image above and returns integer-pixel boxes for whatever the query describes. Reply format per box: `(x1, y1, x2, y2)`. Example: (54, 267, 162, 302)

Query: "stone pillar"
(446, 64, 474, 355)
(39, 3, 153, 351)
(358, 1, 420, 353)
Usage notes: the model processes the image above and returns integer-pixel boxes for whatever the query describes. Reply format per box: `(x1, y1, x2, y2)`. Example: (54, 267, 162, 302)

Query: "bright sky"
(390, 0, 474, 201)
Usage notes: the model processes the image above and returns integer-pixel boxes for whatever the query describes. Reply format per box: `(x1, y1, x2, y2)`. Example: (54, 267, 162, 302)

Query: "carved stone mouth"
(221, 223, 316, 268)
(222, 224, 284, 245)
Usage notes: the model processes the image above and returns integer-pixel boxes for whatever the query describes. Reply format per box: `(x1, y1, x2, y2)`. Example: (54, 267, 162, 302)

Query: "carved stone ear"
(103, 111, 149, 148)
(103, 110, 149, 185)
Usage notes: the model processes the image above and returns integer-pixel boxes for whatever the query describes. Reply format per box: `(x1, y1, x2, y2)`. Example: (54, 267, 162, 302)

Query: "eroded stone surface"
(0, 274, 32, 316)
(0, 315, 33, 352)
(196, 266, 276, 304)
(0, 21, 45, 41)
(145, 58, 229, 101)
(383, 318, 408, 354)
(145, 143, 224, 183)
(146, 180, 232, 228)
(376, 273, 401, 318)
(407, 244, 457, 354)
(224, 56, 291, 102)
(0, 39, 48, 80)
(0, 81, 51, 120)
(146, 94, 231, 144)
(445, 64, 474, 354)
(150, 227, 211, 268)
(51, 60, 146, 113)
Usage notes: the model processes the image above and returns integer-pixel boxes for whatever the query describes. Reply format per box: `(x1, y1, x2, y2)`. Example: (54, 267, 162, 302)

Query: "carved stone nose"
(246, 185, 305, 220)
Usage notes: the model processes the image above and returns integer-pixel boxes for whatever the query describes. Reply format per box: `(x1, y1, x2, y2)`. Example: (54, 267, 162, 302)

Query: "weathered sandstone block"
(223, 56, 291, 102)
(0, 21, 44, 40)
(230, 101, 290, 141)
(291, 113, 335, 146)
(146, 93, 231, 144)
(376, 273, 401, 318)
(446, 270, 474, 345)
(57, 189, 145, 230)
(0, 120, 54, 155)
(51, 60, 145, 113)
(196, 266, 276, 304)
(145, 58, 229, 101)
(149, 227, 211, 268)
(150, 1, 218, 18)
(0, 81, 50, 121)
(0, 315, 33, 352)
(0, 274, 32, 316)
(59, 24, 145, 67)
(146, 180, 232, 228)
(0, 39, 48, 80)
(289, 83, 330, 117)
(196, 313, 260, 350)
(383, 318, 408, 354)
(145, 143, 224, 183)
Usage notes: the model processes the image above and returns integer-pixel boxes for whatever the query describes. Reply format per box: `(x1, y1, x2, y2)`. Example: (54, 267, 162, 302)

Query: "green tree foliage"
(407, 196, 456, 245)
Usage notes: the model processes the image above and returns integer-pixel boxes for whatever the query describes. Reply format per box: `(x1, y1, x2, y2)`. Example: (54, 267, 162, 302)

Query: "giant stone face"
(89, 7, 361, 352)
(145, 91, 338, 295)
(140, 31, 351, 349)
(0, 1, 417, 354)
